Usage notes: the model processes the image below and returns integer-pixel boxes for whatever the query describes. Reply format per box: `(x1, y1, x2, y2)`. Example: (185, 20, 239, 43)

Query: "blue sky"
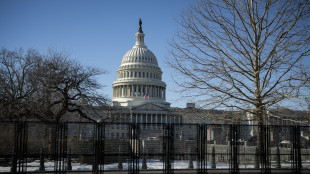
(0, 0, 192, 108)
(1, 0, 309, 110)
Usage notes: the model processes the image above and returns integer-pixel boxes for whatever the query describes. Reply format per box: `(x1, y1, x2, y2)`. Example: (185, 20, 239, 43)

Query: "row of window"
(119, 65, 160, 70)
(123, 56, 156, 62)
(118, 71, 161, 79)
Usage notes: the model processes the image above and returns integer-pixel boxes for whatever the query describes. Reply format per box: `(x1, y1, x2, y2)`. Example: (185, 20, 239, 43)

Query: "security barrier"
(0, 121, 309, 174)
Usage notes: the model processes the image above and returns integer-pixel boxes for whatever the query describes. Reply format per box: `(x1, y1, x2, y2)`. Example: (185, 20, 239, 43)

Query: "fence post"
(211, 146, 216, 169)
(142, 147, 147, 169)
(188, 146, 193, 169)
(67, 148, 72, 171)
(276, 147, 281, 169)
(118, 146, 123, 170)
(10, 151, 17, 173)
(254, 147, 259, 169)
(39, 147, 45, 171)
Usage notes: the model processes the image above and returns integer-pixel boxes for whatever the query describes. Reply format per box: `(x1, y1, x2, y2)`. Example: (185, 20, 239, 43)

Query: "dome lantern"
(134, 18, 146, 49)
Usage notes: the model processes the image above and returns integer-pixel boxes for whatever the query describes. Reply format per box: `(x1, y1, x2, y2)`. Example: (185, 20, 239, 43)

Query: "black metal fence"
(0, 121, 309, 174)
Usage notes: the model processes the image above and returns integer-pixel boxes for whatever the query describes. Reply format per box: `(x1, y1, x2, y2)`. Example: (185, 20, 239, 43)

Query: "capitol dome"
(111, 19, 170, 108)
(121, 47, 158, 65)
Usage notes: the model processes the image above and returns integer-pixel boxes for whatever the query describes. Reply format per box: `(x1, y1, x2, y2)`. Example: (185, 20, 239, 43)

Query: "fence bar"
(1, 121, 309, 174)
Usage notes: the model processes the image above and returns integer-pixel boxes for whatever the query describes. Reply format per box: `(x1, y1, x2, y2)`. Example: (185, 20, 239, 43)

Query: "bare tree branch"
(167, 0, 310, 123)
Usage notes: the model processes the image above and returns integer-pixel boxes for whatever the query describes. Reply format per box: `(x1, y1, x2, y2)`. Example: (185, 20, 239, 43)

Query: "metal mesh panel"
(268, 125, 294, 170)
(26, 122, 58, 172)
(137, 123, 165, 171)
(102, 123, 131, 171)
(237, 125, 259, 169)
(0, 122, 15, 172)
(300, 126, 310, 169)
(172, 124, 198, 171)
(205, 124, 231, 170)
(66, 122, 96, 171)
(0, 121, 309, 174)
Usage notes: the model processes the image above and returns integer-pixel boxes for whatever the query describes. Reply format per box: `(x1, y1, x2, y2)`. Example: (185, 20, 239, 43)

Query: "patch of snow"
(1, 159, 309, 172)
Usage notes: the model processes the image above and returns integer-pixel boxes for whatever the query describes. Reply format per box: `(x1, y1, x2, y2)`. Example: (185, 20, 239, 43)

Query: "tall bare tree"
(168, 0, 310, 124)
(0, 48, 108, 121)
(0, 48, 41, 120)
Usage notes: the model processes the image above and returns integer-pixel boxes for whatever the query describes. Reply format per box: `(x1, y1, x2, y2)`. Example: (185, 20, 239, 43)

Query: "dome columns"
(113, 84, 166, 99)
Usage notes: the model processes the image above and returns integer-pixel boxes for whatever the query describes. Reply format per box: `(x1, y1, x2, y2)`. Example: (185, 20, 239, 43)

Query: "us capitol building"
(108, 19, 182, 125)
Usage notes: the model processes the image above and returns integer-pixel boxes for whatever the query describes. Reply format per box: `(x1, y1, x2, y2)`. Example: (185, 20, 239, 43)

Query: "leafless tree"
(0, 48, 109, 122)
(32, 50, 109, 122)
(0, 48, 41, 120)
(168, 0, 310, 125)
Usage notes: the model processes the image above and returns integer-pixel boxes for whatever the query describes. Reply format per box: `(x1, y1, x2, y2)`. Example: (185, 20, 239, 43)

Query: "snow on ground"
(0, 159, 309, 172)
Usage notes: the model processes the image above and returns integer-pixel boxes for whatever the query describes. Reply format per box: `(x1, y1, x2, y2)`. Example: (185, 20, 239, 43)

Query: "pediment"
(132, 102, 168, 111)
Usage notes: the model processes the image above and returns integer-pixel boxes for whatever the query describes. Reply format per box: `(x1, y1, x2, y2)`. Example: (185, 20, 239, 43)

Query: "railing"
(0, 121, 309, 174)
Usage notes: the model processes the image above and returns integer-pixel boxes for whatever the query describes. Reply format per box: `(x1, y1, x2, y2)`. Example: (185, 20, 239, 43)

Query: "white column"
(118, 86, 120, 97)
(164, 88, 166, 99)
(157, 87, 159, 98)
(120, 86, 122, 97)
(120, 86, 123, 97)
(135, 85, 137, 97)
(125, 85, 127, 97)
(127, 85, 129, 97)
(140, 114, 143, 123)
(113, 87, 115, 98)
(158, 87, 160, 98)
